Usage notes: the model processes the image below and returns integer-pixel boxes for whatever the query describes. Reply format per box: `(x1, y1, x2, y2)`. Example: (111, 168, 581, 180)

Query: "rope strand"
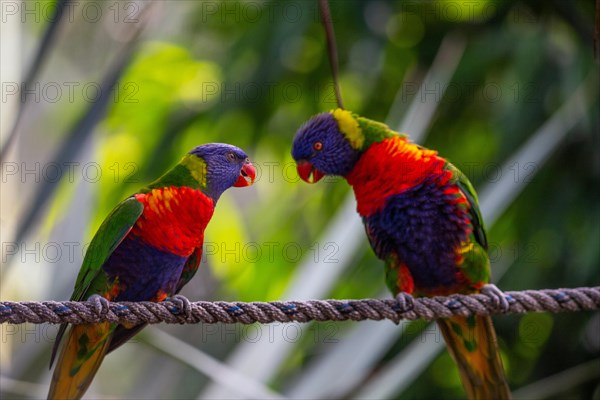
(1, 287, 598, 325)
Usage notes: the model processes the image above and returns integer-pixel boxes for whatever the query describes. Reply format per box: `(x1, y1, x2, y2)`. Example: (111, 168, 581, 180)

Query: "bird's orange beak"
(234, 162, 256, 187)
(297, 161, 325, 184)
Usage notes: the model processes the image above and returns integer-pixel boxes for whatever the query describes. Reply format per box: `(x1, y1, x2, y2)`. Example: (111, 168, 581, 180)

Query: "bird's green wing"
(50, 197, 143, 368)
(70, 197, 144, 301)
(444, 162, 492, 288)
(445, 162, 488, 250)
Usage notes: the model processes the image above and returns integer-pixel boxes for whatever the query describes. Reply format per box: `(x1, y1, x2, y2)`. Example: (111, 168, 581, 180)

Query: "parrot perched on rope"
(48, 143, 256, 400)
(291, 109, 511, 399)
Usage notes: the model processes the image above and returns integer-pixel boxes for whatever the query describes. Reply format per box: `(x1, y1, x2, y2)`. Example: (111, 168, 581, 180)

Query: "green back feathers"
(143, 154, 207, 192)
(356, 116, 402, 149)
(330, 108, 404, 152)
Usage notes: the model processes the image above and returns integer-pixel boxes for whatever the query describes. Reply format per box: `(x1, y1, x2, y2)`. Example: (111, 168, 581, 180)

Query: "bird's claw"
(481, 284, 510, 312)
(395, 291, 415, 312)
(165, 294, 192, 317)
(87, 294, 110, 315)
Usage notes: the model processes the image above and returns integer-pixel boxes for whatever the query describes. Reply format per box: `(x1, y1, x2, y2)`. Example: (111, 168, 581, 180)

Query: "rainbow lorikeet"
(291, 109, 510, 399)
(48, 143, 256, 400)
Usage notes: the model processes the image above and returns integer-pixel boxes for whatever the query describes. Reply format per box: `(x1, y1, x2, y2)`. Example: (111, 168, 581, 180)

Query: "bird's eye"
(227, 152, 236, 161)
(313, 142, 323, 151)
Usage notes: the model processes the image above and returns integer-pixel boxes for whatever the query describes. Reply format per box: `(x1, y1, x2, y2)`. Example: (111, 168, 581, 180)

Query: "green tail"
(48, 323, 113, 400)
(437, 315, 511, 400)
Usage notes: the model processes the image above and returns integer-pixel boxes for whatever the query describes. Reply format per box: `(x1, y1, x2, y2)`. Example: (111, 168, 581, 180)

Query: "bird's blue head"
(189, 143, 256, 200)
(291, 109, 363, 183)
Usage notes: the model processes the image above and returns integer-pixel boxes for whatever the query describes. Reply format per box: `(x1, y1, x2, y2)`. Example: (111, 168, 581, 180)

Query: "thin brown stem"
(319, 0, 344, 109)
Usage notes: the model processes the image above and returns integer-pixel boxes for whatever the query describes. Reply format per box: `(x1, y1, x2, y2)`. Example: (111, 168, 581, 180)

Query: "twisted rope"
(1, 287, 598, 325)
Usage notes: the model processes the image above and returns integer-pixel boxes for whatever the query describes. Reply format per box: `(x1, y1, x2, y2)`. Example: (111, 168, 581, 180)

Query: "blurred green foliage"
(3, 0, 598, 398)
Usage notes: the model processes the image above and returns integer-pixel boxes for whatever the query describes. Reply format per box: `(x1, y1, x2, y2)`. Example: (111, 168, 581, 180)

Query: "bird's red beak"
(297, 161, 325, 184)
(234, 162, 256, 187)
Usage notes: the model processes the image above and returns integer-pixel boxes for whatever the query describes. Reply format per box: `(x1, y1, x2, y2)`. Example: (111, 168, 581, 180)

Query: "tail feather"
(107, 323, 147, 354)
(49, 323, 69, 369)
(437, 315, 511, 400)
(48, 323, 113, 400)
